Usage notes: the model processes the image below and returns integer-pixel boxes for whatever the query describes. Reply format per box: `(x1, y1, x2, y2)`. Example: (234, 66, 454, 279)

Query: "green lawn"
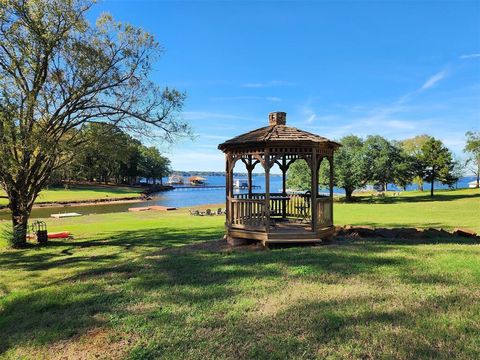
(0, 184, 143, 206)
(0, 189, 479, 359)
(335, 188, 480, 232)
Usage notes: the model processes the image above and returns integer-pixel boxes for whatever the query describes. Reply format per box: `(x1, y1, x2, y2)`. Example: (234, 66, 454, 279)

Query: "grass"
(0, 184, 143, 206)
(335, 188, 480, 232)
(0, 189, 479, 359)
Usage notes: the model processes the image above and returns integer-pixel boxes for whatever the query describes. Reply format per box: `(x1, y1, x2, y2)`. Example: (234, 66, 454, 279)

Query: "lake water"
(0, 175, 476, 220)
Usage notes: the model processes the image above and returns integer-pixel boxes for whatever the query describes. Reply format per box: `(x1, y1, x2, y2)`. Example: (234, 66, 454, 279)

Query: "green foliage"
(0, 223, 14, 248)
(0, 0, 188, 245)
(363, 135, 412, 191)
(419, 137, 455, 196)
(54, 123, 171, 185)
(286, 159, 310, 191)
(464, 131, 480, 187)
(332, 135, 366, 199)
(139, 146, 171, 184)
(400, 135, 431, 191)
(286, 135, 367, 199)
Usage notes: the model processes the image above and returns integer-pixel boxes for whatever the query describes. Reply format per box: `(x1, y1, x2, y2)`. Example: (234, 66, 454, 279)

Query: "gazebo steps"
(228, 226, 335, 244)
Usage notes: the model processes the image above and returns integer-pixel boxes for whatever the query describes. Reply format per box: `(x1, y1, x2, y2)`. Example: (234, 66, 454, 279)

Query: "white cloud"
(209, 96, 282, 102)
(195, 133, 230, 141)
(241, 80, 293, 88)
(384, 120, 417, 130)
(460, 53, 480, 59)
(183, 111, 252, 121)
(420, 69, 448, 91)
(306, 114, 316, 123)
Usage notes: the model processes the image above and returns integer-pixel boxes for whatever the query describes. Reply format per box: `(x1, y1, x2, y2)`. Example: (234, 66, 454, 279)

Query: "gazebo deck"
(229, 219, 335, 244)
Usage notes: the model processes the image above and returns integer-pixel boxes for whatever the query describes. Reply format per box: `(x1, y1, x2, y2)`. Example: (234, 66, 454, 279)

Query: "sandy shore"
(0, 196, 145, 211)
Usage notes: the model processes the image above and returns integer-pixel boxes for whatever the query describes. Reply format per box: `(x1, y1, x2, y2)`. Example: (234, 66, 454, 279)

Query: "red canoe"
(47, 231, 71, 239)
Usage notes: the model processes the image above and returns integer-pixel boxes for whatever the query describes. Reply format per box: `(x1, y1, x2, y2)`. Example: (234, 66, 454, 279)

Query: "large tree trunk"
(9, 196, 31, 248)
(430, 170, 435, 197)
(345, 188, 354, 201)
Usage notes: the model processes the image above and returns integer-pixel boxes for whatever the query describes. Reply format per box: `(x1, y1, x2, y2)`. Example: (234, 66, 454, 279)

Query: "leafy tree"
(363, 135, 403, 192)
(419, 137, 455, 197)
(464, 131, 480, 188)
(392, 152, 416, 190)
(400, 135, 430, 191)
(139, 146, 171, 184)
(286, 159, 310, 191)
(118, 138, 143, 185)
(446, 155, 464, 189)
(77, 123, 129, 184)
(333, 135, 366, 200)
(286, 135, 367, 201)
(0, 0, 188, 247)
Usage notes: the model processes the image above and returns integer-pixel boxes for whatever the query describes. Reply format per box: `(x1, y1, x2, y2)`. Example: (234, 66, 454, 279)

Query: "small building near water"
(167, 174, 184, 185)
(188, 176, 207, 185)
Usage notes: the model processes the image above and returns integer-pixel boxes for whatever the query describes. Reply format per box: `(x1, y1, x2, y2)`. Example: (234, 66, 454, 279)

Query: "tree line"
(53, 123, 171, 186)
(287, 132, 479, 200)
(0, 0, 188, 247)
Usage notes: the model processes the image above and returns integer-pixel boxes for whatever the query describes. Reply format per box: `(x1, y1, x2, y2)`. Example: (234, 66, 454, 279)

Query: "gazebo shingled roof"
(218, 114, 340, 150)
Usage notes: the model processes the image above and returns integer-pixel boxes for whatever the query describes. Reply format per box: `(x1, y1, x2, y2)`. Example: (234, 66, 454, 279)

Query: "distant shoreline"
(0, 196, 144, 211)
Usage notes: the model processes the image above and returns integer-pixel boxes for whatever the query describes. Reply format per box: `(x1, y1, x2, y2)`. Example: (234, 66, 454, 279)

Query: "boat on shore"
(468, 180, 479, 188)
(233, 178, 248, 189)
(51, 212, 82, 218)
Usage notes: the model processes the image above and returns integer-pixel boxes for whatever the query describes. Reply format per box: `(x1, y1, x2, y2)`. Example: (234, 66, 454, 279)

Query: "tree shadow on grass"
(229, 291, 479, 359)
(0, 225, 477, 357)
(0, 231, 411, 354)
(0, 225, 224, 272)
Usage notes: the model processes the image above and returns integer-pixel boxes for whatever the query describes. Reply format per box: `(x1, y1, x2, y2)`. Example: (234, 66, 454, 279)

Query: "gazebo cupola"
(218, 111, 340, 245)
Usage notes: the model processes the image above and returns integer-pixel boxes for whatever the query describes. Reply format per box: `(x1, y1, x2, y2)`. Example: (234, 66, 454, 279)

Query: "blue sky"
(92, 0, 480, 172)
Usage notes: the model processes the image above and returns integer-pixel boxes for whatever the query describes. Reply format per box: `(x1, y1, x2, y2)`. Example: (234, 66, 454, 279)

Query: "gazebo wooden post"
(226, 153, 234, 227)
(264, 149, 270, 233)
(311, 147, 318, 232)
(247, 155, 253, 198)
(329, 155, 334, 225)
(281, 155, 287, 219)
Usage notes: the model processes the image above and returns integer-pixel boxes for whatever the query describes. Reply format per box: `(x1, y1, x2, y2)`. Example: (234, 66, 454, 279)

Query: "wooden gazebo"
(218, 111, 340, 245)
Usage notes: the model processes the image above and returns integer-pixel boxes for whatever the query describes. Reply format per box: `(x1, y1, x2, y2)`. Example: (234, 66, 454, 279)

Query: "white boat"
(468, 180, 479, 188)
(233, 179, 249, 189)
(51, 212, 82, 219)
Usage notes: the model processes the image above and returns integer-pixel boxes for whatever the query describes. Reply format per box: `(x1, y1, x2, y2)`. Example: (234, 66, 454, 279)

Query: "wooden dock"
(173, 185, 226, 190)
(172, 185, 261, 190)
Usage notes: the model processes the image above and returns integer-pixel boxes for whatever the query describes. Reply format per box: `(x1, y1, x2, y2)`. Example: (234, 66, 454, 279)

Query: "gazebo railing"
(230, 194, 333, 231)
(230, 198, 266, 230)
(316, 197, 333, 227)
(284, 194, 311, 218)
(232, 193, 313, 220)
